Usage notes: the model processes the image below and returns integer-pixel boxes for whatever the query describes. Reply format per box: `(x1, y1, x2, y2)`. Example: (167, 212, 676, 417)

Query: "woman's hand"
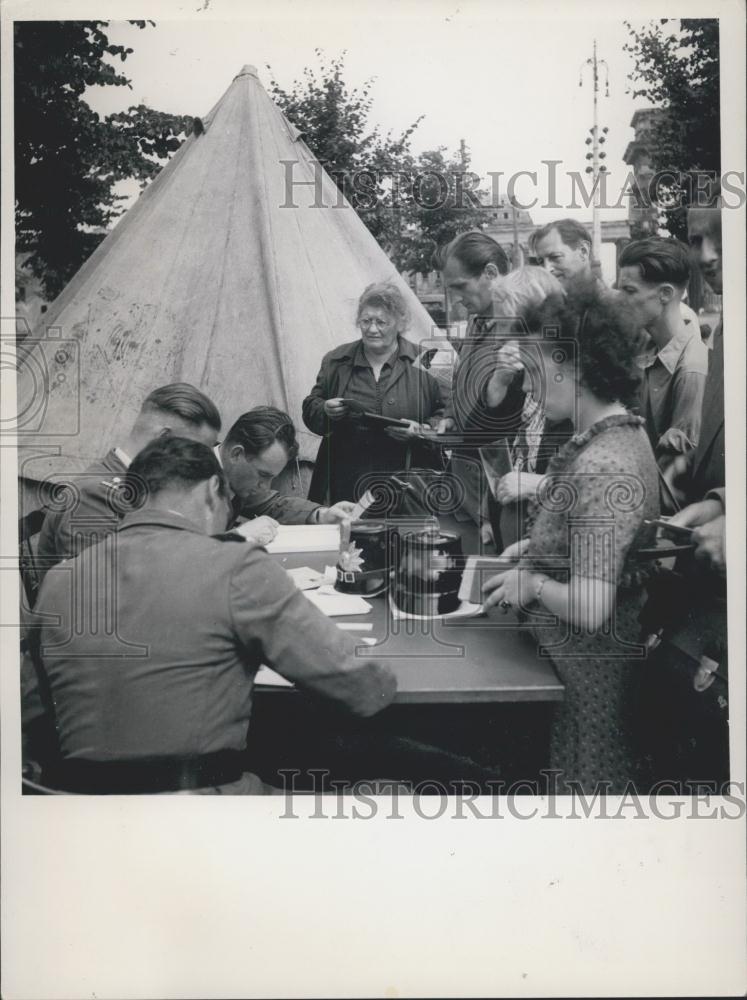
(499, 537, 530, 560)
(385, 419, 427, 441)
(495, 471, 544, 505)
(482, 567, 538, 612)
(323, 398, 349, 421)
(436, 417, 456, 435)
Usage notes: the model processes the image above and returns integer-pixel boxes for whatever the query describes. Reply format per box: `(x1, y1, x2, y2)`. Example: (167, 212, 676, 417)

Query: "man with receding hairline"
(37, 382, 223, 573)
(433, 231, 526, 533)
(530, 218, 596, 288)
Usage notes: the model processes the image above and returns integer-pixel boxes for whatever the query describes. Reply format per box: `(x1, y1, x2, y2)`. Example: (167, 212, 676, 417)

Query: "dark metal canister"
(392, 527, 464, 616)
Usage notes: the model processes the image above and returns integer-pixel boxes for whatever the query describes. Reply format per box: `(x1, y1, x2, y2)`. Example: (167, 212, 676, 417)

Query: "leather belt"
(47, 750, 247, 795)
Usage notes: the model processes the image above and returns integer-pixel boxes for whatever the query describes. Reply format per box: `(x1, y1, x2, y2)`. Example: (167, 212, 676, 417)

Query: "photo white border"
(1, 1, 745, 997)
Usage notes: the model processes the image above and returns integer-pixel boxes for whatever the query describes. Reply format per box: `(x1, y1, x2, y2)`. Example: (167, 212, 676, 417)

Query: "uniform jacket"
(36, 450, 130, 573)
(35, 509, 397, 761)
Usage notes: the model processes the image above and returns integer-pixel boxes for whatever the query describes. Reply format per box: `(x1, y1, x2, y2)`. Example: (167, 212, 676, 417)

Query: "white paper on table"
(304, 587, 372, 617)
(286, 566, 325, 590)
(265, 524, 341, 553)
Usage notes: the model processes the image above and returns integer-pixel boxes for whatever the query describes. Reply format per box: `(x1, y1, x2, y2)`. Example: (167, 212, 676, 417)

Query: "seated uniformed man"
(31, 436, 396, 794)
(37, 382, 221, 574)
(218, 407, 354, 545)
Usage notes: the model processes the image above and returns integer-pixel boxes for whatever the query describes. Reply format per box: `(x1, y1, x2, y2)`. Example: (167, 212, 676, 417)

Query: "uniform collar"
(116, 507, 208, 536)
(112, 446, 132, 468)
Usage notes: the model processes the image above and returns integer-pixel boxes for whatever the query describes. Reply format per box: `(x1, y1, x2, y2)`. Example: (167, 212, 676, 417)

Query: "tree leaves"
(14, 21, 192, 299)
(623, 18, 720, 240)
(267, 51, 492, 275)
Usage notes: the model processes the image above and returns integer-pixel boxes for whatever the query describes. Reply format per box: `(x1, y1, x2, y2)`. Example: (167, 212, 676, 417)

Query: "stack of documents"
(265, 524, 341, 553)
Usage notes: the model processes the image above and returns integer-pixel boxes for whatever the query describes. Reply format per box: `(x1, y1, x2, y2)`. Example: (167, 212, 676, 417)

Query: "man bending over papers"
(30, 437, 396, 794)
(217, 407, 355, 545)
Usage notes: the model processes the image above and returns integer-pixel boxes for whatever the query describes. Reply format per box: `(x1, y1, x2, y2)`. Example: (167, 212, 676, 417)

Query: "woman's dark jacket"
(303, 337, 445, 503)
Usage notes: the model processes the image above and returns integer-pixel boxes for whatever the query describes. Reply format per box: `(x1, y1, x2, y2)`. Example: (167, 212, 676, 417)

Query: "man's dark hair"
(529, 218, 592, 255)
(127, 437, 228, 502)
(141, 383, 221, 432)
(433, 231, 510, 276)
(619, 237, 691, 288)
(224, 406, 299, 461)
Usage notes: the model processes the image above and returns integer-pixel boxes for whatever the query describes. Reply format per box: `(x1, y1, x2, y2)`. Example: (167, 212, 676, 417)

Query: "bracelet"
(533, 574, 550, 605)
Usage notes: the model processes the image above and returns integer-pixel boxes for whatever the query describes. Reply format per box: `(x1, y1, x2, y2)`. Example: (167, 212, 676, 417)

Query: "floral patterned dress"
(521, 414, 660, 794)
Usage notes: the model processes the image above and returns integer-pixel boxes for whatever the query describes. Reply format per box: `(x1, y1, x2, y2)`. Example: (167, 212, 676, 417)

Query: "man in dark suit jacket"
(670, 194, 725, 570)
(650, 185, 727, 786)
(433, 232, 526, 535)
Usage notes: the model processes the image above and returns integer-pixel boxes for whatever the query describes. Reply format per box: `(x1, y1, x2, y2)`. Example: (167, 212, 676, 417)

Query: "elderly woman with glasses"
(303, 281, 445, 504)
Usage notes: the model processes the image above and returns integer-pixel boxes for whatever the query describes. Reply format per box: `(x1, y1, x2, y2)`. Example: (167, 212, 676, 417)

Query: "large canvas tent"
(16, 64, 436, 485)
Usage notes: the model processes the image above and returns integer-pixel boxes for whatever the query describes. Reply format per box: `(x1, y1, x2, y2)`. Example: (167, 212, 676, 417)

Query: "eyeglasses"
(359, 317, 391, 330)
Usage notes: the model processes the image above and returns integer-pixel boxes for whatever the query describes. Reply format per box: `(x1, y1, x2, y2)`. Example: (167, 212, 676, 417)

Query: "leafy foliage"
(267, 51, 493, 274)
(623, 18, 720, 239)
(14, 21, 194, 299)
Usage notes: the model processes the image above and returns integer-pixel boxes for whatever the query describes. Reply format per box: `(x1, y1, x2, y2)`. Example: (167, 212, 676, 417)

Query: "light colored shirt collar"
(113, 446, 132, 468)
(639, 319, 695, 375)
(654, 321, 697, 375)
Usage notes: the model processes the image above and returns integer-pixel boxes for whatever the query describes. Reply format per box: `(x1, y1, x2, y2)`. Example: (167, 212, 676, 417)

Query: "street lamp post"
(580, 39, 610, 272)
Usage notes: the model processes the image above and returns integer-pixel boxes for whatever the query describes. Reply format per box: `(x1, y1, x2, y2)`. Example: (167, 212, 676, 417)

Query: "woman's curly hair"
(522, 280, 646, 409)
(356, 281, 410, 333)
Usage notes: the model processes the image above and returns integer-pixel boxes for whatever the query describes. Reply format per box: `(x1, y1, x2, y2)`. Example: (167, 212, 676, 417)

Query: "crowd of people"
(22, 181, 727, 796)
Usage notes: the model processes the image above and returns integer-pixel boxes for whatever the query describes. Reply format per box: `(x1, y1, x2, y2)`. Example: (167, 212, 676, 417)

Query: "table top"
(262, 517, 564, 705)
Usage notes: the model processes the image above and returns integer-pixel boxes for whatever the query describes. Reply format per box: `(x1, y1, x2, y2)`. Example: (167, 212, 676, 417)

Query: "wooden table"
(261, 518, 564, 705)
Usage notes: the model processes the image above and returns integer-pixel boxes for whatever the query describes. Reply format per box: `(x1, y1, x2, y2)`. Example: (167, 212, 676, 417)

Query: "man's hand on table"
(436, 417, 456, 435)
(317, 501, 356, 525)
(237, 515, 279, 546)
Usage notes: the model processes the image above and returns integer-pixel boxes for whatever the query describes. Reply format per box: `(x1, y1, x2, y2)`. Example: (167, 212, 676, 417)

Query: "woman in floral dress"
(483, 286, 660, 794)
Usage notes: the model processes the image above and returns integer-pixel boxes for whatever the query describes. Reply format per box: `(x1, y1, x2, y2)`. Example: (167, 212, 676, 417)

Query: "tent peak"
(234, 64, 259, 80)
